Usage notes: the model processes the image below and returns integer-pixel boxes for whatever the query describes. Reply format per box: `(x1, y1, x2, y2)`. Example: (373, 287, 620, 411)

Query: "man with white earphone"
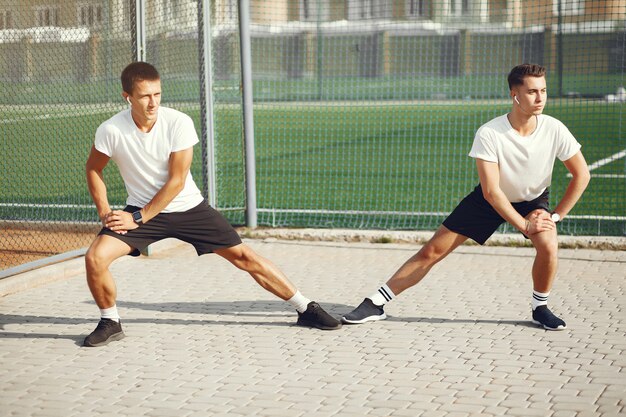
(514, 94, 531, 114)
(83, 62, 342, 347)
(343, 63, 590, 331)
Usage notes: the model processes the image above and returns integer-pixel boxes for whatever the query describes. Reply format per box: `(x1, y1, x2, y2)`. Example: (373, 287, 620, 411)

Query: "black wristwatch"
(132, 210, 143, 225)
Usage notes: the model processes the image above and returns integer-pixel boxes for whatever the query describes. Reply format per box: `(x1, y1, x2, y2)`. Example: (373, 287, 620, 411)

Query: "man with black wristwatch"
(342, 64, 590, 331)
(83, 62, 341, 347)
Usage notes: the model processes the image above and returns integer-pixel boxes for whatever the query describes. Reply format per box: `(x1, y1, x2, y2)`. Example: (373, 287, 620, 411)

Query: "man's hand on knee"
(103, 210, 138, 234)
(526, 209, 555, 235)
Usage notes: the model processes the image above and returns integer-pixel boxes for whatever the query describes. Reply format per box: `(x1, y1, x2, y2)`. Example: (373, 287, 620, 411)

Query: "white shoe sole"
(531, 319, 567, 331)
(341, 313, 387, 324)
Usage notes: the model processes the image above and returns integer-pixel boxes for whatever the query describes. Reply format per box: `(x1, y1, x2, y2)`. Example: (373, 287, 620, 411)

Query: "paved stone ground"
(0, 238, 624, 417)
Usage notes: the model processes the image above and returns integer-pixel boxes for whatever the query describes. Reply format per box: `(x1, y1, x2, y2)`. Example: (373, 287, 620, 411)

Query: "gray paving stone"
(1, 238, 624, 417)
(506, 407, 553, 416)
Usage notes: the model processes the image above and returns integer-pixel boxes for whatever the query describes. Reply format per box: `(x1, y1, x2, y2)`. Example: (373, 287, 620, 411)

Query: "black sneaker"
(532, 305, 567, 331)
(296, 302, 342, 330)
(83, 318, 125, 347)
(341, 298, 387, 324)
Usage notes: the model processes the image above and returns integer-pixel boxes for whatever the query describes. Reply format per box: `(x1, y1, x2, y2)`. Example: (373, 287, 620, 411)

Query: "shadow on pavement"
(1, 298, 540, 344)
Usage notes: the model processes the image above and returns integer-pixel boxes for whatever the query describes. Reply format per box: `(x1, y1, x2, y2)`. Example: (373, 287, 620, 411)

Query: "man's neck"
(131, 113, 157, 133)
(507, 112, 537, 137)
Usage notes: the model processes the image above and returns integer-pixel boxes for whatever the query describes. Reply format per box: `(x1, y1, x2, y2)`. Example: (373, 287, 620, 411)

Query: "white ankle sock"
(532, 290, 550, 310)
(100, 305, 120, 322)
(288, 291, 311, 313)
(368, 284, 395, 306)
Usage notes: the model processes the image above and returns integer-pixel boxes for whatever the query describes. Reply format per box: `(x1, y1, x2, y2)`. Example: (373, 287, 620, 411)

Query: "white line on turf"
(568, 149, 626, 178)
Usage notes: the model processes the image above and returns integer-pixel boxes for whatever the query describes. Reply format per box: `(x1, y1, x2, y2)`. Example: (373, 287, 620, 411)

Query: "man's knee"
(532, 232, 558, 258)
(221, 244, 260, 270)
(85, 236, 128, 274)
(416, 241, 449, 265)
(85, 247, 109, 274)
(541, 240, 558, 258)
(415, 227, 462, 265)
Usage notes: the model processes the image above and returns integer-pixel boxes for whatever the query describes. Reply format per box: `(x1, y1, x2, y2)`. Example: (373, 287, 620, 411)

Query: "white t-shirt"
(469, 114, 581, 202)
(94, 106, 204, 212)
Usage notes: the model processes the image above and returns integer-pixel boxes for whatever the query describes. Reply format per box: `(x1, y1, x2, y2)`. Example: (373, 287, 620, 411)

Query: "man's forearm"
(485, 189, 529, 233)
(138, 178, 185, 223)
(553, 151, 591, 219)
(552, 175, 590, 219)
(86, 170, 111, 221)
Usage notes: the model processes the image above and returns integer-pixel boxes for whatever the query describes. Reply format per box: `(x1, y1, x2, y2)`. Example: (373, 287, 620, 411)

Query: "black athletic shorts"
(98, 200, 242, 256)
(442, 184, 550, 245)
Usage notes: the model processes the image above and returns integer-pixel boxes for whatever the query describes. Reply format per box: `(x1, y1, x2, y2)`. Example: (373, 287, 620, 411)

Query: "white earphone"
(126, 96, 131, 105)
(514, 95, 520, 104)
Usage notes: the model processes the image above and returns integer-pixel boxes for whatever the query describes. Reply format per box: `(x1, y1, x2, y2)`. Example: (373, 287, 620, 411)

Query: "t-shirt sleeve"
(94, 124, 114, 157)
(468, 126, 498, 163)
(555, 120, 582, 161)
(171, 114, 200, 152)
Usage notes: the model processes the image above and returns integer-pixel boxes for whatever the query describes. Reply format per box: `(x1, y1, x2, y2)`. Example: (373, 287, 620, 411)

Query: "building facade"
(1, 1, 624, 31)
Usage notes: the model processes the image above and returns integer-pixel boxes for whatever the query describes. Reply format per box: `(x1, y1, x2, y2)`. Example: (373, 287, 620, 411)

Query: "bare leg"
(84, 235, 133, 309)
(526, 210, 559, 293)
(387, 225, 468, 296)
(342, 225, 468, 324)
(215, 243, 297, 300)
(525, 210, 565, 330)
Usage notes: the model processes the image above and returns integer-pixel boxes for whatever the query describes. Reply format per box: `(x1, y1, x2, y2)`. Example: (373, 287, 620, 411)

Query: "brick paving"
(1, 237, 624, 417)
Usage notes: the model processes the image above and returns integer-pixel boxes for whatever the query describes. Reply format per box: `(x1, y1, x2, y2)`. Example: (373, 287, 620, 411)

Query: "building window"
(78, 3, 103, 28)
(35, 6, 59, 26)
(553, 0, 584, 16)
(0, 10, 14, 29)
(301, 0, 329, 22)
(448, 0, 470, 17)
(348, 0, 392, 20)
(406, 0, 426, 18)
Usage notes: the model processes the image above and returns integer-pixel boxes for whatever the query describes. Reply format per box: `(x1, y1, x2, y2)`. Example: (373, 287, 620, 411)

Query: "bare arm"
(85, 146, 112, 223)
(551, 151, 590, 219)
(103, 147, 194, 232)
(476, 158, 529, 233)
(140, 146, 194, 223)
(475, 158, 553, 235)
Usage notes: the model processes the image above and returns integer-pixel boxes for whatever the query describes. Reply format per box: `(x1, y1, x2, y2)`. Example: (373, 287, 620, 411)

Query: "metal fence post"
(132, 0, 146, 62)
(130, 0, 149, 255)
(198, 0, 217, 208)
(238, 0, 257, 227)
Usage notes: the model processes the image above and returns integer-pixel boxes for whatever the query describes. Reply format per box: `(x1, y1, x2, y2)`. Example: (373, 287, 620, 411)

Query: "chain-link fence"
(247, 1, 625, 234)
(0, 0, 242, 273)
(1, 0, 625, 275)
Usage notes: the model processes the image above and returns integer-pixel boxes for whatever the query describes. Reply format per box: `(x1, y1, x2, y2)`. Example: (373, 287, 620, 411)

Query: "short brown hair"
(121, 62, 160, 94)
(507, 64, 546, 90)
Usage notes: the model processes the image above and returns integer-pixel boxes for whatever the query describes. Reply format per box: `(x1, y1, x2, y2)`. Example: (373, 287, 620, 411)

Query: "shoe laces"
(97, 319, 119, 330)
(306, 302, 325, 317)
